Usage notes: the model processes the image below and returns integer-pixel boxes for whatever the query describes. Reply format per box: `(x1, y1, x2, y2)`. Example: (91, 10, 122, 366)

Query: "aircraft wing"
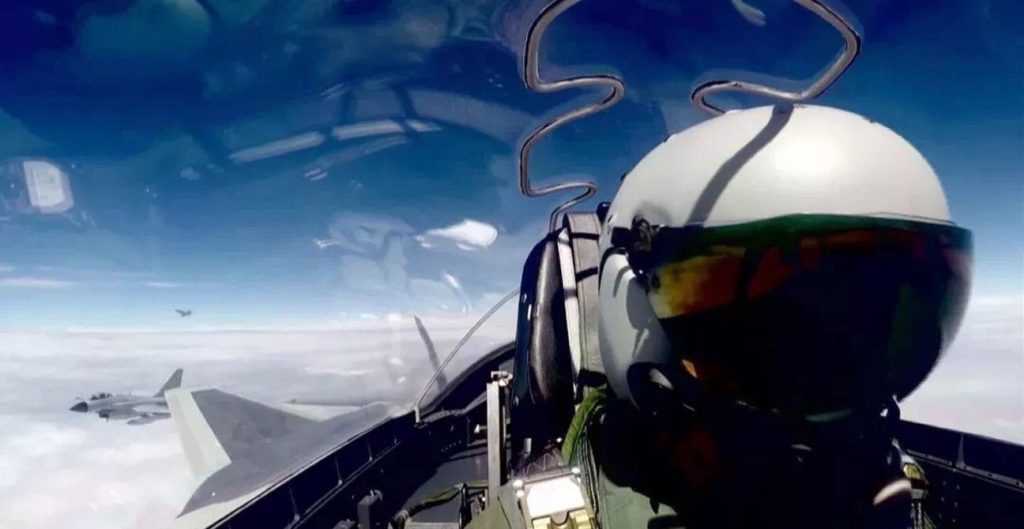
(165, 388, 318, 480)
(166, 387, 393, 529)
(165, 388, 233, 480)
(287, 394, 394, 408)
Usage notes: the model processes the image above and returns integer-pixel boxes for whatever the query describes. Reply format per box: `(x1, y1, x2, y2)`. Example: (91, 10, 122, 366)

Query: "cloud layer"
(422, 219, 499, 249)
(0, 310, 515, 529)
(0, 415, 191, 529)
(1, 291, 1020, 529)
(0, 276, 80, 289)
(902, 292, 1024, 444)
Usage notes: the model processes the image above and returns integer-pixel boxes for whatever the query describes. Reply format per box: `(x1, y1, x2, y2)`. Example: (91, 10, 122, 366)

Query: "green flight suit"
(468, 388, 684, 529)
(469, 388, 912, 529)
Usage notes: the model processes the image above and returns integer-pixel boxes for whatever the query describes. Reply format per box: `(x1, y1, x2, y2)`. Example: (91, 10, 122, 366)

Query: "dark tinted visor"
(636, 214, 971, 417)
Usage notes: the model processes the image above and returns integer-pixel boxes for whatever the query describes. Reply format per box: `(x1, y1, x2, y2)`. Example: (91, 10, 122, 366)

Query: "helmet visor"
(637, 214, 971, 417)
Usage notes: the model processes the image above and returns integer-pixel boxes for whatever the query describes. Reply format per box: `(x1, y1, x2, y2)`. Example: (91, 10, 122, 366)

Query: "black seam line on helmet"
(597, 246, 628, 291)
(684, 104, 792, 226)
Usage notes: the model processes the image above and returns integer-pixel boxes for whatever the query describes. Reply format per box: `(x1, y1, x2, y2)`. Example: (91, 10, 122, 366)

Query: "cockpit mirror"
(22, 159, 73, 214)
(1, 158, 74, 215)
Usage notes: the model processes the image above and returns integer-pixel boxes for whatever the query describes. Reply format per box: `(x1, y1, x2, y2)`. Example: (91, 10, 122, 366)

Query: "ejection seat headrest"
(510, 212, 607, 453)
(511, 230, 575, 445)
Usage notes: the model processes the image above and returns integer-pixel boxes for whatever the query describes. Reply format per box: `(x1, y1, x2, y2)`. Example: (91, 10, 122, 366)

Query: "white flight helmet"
(598, 104, 972, 418)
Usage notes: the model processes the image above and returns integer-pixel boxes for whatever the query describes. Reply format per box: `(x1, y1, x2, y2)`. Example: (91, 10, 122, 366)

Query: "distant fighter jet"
(176, 309, 192, 317)
(69, 368, 183, 425)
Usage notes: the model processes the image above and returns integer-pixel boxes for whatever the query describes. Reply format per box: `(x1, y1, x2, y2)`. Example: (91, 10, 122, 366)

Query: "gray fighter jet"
(163, 317, 445, 526)
(69, 368, 183, 425)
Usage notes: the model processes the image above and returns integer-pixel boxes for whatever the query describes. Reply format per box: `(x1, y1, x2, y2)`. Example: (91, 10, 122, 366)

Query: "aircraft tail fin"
(166, 388, 317, 479)
(414, 316, 447, 389)
(155, 368, 184, 397)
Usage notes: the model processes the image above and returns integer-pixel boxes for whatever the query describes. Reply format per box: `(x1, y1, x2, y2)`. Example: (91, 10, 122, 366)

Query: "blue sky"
(0, 3, 1020, 527)
(0, 0, 1020, 329)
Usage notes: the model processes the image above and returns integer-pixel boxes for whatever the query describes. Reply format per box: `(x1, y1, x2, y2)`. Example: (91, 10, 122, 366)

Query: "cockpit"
(0, 0, 1020, 528)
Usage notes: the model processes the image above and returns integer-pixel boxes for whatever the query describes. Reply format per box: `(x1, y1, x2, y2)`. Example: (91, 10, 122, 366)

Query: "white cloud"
(423, 219, 498, 249)
(0, 416, 192, 529)
(144, 282, 182, 289)
(314, 238, 341, 249)
(903, 292, 1024, 444)
(442, 272, 462, 291)
(0, 276, 79, 289)
(4, 422, 88, 457)
(0, 265, 14, 273)
(0, 312, 520, 527)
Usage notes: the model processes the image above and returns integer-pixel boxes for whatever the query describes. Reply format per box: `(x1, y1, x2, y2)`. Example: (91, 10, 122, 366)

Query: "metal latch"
(357, 489, 383, 529)
(513, 468, 594, 529)
(900, 452, 929, 529)
(486, 371, 512, 506)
